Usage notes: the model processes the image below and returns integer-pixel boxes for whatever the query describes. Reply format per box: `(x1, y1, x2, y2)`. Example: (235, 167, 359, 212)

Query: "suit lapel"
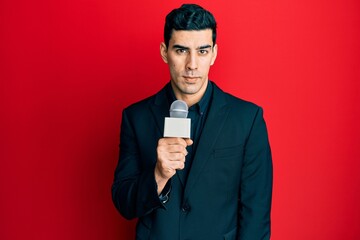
(149, 85, 170, 137)
(184, 84, 230, 199)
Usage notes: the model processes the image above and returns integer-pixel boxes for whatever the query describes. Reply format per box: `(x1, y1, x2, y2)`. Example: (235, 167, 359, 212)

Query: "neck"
(171, 80, 208, 107)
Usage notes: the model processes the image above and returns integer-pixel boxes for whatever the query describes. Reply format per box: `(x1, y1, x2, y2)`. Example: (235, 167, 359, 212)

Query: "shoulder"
(121, 95, 157, 125)
(122, 85, 167, 115)
(212, 82, 262, 114)
(123, 95, 154, 113)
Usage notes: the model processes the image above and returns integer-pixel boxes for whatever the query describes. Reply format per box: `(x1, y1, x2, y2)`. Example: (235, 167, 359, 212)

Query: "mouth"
(183, 76, 200, 83)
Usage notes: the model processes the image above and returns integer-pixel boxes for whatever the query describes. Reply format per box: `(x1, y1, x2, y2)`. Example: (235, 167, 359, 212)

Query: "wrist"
(154, 167, 169, 195)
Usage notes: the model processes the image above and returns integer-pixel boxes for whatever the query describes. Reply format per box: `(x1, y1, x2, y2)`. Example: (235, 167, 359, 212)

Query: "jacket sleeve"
(111, 108, 165, 220)
(238, 107, 273, 239)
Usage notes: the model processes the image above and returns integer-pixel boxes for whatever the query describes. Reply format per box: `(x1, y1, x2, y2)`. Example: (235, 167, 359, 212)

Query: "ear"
(210, 44, 218, 66)
(160, 42, 168, 63)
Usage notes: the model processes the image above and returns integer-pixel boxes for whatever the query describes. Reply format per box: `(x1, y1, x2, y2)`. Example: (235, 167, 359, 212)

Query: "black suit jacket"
(112, 82, 273, 240)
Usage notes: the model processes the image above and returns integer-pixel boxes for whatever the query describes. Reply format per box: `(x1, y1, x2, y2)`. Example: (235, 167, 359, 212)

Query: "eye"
(176, 49, 188, 54)
(199, 49, 209, 55)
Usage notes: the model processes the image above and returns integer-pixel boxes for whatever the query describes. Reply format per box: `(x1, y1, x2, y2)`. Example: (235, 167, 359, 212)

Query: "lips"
(183, 76, 200, 82)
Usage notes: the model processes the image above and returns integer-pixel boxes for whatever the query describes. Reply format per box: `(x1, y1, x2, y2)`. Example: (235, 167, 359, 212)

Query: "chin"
(181, 87, 200, 95)
(172, 80, 202, 95)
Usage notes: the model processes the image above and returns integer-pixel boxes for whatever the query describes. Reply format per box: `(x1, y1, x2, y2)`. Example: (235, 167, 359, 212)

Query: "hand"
(154, 137, 193, 194)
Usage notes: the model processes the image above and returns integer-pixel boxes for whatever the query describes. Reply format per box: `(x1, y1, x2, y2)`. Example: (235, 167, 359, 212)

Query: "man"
(112, 4, 272, 240)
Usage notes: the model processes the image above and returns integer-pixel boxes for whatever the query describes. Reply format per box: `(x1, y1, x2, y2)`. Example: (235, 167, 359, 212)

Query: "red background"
(1, 0, 359, 239)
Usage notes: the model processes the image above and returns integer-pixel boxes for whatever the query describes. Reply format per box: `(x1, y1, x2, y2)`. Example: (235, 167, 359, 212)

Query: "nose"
(185, 52, 198, 71)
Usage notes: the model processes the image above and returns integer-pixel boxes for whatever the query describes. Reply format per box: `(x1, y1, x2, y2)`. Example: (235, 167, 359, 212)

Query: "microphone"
(163, 100, 191, 138)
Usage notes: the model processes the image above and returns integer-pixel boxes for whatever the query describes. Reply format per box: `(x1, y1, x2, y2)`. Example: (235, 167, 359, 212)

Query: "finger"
(166, 137, 188, 147)
(158, 137, 181, 146)
(185, 138, 193, 146)
(168, 160, 185, 170)
(168, 153, 186, 162)
(157, 158, 184, 173)
(167, 144, 187, 154)
(157, 142, 185, 153)
(176, 161, 185, 170)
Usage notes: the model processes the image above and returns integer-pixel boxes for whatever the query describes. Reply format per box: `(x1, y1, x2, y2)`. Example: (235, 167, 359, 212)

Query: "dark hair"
(164, 4, 217, 48)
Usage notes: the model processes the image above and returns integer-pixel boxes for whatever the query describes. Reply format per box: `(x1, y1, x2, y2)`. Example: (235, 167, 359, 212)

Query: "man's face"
(160, 29, 217, 101)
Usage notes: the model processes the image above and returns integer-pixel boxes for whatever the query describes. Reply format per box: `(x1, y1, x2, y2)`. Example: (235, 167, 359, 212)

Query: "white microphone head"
(169, 100, 188, 118)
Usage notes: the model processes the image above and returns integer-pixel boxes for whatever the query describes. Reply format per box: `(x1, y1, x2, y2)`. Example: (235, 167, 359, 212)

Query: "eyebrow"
(172, 44, 212, 50)
(198, 45, 212, 50)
